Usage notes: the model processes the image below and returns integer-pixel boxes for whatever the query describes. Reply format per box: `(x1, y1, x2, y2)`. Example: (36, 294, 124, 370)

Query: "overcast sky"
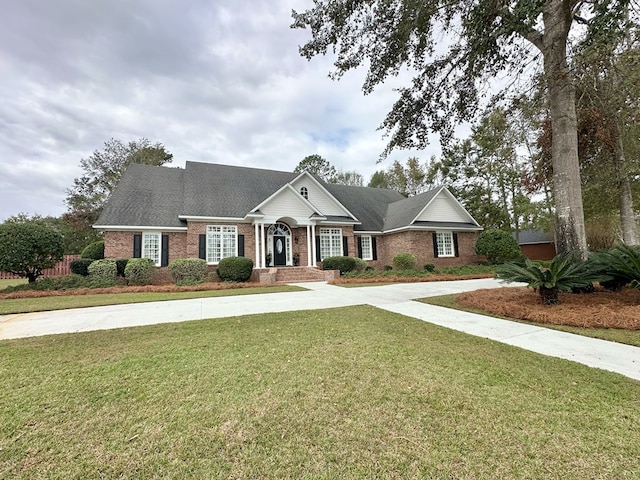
(0, 0, 447, 222)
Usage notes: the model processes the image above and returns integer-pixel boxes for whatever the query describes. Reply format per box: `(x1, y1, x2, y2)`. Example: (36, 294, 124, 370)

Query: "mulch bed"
(0, 282, 263, 300)
(456, 287, 640, 330)
(331, 273, 494, 284)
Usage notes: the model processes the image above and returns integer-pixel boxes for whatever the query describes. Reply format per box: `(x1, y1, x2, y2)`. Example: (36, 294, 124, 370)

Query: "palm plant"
(587, 244, 640, 291)
(496, 254, 606, 305)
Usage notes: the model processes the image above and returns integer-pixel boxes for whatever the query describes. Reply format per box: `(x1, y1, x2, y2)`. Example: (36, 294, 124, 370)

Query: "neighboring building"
(517, 229, 557, 260)
(94, 162, 483, 273)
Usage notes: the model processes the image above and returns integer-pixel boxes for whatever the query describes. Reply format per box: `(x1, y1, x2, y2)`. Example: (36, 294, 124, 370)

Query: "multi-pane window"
(300, 186, 309, 200)
(319, 228, 342, 260)
(436, 232, 454, 257)
(142, 232, 161, 266)
(360, 235, 373, 260)
(207, 225, 237, 264)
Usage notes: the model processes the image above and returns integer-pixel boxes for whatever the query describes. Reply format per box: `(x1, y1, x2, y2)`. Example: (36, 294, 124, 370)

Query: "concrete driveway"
(1, 278, 638, 381)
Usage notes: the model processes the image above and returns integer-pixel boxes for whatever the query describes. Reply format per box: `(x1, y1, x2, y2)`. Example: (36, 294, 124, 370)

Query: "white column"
(306, 225, 312, 267)
(311, 224, 317, 267)
(260, 223, 266, 268)
(254, 222, 260, 268)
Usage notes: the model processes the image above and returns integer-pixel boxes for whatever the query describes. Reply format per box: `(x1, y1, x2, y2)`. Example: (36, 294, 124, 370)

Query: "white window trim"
(436, 231, 455, 258)
(142, 231, 162, 267)
(206, 225, 238, 264)
(360, 235, 373, 261)
(300, 186, 309, 200)
(319, 227, 342, 260)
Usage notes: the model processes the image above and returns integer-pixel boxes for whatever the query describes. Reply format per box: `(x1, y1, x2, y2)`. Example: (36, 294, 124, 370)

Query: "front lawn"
(0, 285, 306, 315)
(2, 306, 638, 479)
(0, 278, 27, 289)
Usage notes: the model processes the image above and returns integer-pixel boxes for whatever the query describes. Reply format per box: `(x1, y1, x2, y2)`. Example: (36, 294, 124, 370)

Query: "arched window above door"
(267, 223, 291, 237)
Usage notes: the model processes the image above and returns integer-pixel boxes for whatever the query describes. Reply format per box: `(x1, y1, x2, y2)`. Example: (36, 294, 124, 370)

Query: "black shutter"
(315, 236, 321, 262)
(133, 234, 142, 258)
(453, 233, 459, 257)
(432, 232, 439, 258)
(161, 235, 169, 266)
(198, 234, 206, 260)
(372, 237, 377, 261)
(357, 237, 363, 258)
(342, 236, 348, 256)
(238, 235, 245, 257)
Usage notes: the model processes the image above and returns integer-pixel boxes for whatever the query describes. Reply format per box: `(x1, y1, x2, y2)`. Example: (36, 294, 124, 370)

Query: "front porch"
(250, 266, 339, 284)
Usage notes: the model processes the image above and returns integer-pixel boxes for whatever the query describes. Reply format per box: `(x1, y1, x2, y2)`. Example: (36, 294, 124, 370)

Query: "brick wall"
(104, 231, 188, 262)
(375, 230, 480, 267)
(103, 226, 481, 273)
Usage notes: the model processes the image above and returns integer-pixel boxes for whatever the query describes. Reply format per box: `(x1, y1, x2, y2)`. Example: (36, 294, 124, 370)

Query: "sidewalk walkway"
(1, 279, 638, 381)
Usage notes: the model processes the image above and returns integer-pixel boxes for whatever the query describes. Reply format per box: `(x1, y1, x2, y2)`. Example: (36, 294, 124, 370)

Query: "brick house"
(94, 162, 483, 274)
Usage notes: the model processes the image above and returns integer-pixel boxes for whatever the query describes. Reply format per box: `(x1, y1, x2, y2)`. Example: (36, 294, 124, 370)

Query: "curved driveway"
(1, 279, 638, 381)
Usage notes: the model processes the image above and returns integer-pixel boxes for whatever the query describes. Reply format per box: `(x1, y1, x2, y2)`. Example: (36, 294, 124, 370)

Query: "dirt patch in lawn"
(0, 282, 261, 300)
(456, 287, 640, 330)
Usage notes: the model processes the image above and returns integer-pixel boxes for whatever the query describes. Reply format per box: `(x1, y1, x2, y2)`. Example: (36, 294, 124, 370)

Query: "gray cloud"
(0, 0, 438, 222)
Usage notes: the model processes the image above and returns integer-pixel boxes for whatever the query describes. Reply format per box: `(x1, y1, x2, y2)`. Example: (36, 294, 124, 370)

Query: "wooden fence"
(0, 255, 80, 280)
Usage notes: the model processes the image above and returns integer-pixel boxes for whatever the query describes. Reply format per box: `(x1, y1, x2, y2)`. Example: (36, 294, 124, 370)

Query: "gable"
(258, 185, 318, 218)
(415, 193, 470, 223)
(291, 175, 354, 218)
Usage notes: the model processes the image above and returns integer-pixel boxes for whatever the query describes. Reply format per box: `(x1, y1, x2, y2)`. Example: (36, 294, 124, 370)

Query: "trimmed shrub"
(475, 229, 521, 264)
(383, 265, 393, 271)
(115, 258, 129, 277)
(81, 241, 105, 260)
(70, 258, 94, 276)
(322, 256, 358, 275)
(168, 258, 208, 284)
(124, 258, 155, 285)
(393, 253, 417, 270)
(87, 259, 117, 283)
(353, 257, 368, 273)
(423, 263, 435, 272)
(217, 256, 253, 282)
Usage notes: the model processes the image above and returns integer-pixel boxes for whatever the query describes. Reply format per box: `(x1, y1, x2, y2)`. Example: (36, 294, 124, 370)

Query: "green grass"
(1, 306, 639, 479)
(342, 264, 495, 280)
(420, 294, 640, 347)
(0, 278, 27, 288)
(0, 286, 306, 315)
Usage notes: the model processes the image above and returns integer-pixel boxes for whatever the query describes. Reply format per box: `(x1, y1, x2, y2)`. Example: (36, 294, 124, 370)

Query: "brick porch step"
(274, 267, 326, 283)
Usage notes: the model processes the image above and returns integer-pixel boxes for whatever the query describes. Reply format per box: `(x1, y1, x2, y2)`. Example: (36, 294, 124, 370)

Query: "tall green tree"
(368, 157, 430, 197)
(292, 0, 631, 257)
(294, 154, 337, 182)
(0, 221, 64, 283)
(573, 11, 639, 244)
(429, 108, 547, 233)
(329, 169, 365, 186)
(65, 138, 173, 243)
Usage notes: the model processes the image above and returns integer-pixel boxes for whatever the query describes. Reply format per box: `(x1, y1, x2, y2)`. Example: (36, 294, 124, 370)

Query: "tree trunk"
(542, 0, 589, 259)
(539, 286, 559, 305)
(615, 128, 638, 245)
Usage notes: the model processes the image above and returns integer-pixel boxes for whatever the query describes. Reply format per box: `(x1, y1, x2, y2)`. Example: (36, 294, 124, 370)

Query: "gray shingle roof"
(182, 161, 297, 217)
(95, 164, 186, 228)
(383, 188, 441, 231)
(517, 229, 554, 244)
(322, 183, 404, 231)
(95, 161, 478, 233)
